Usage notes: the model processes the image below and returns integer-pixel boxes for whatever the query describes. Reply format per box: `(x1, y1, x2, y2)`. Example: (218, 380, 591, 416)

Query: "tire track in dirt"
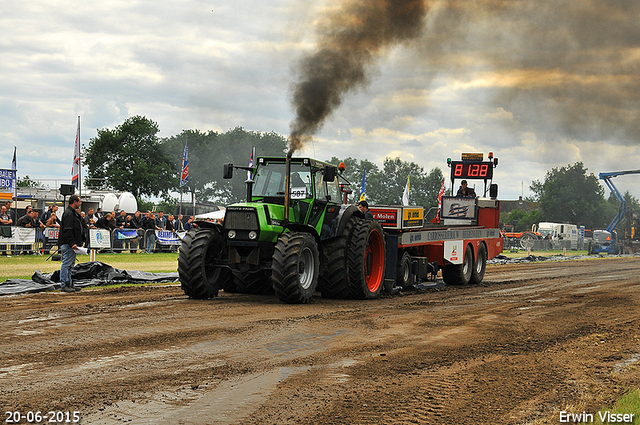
(1, 257, 640, 424)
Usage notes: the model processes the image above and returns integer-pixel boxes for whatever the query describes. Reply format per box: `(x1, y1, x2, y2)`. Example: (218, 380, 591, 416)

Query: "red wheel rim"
(365, 229, 385, 292)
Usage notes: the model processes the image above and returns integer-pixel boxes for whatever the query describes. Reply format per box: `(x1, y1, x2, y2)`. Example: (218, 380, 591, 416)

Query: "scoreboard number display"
(450, 161, 493, 180)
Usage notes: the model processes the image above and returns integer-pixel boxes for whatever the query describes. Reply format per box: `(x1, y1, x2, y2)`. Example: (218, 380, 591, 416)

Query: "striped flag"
(11, 146, 16, 170)
(71, 116, 80, 189)
(436, 178, 445, 221)
(180, 142, 189, 187)
(247, 146, 256, 180)
(359, 168, 366, 201)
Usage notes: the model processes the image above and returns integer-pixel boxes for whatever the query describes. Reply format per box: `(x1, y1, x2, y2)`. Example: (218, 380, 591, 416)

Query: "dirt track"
(2, 256, 640, 424)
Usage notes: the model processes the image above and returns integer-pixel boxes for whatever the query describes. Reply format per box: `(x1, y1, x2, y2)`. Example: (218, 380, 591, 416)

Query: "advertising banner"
(156, 230, 183, 246)
(88, 229, 111, 249)
(44, 227, 60, 241)
(371, 208, 399, 227)
(441, 196, 477, 220)
(0, 169, 16, 195)
(444, 240, 464, 265)
(369, 206, 424, 229)
(402, 207, 424, 228)
(0, 227, 36, 244)
(114, 229, 139, 240)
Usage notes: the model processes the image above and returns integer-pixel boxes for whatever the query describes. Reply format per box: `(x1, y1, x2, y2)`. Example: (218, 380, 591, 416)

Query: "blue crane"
(599, 170, 640, 232)
(592, 170, 640, 254)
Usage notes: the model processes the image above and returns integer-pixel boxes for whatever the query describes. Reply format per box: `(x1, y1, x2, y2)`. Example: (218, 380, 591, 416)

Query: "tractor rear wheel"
(178, 229, 231, 299)
(318, 237, 351, 299)
(272, 232, 320, 304)
(442, 244, 473, 286)
(318, 216, 358, 299)
(470, 243, 487, 284)
(347, 219, 386, 299)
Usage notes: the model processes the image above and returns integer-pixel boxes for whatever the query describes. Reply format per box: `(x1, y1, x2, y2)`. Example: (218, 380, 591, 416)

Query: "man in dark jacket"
(456, 180, 477, 197)
(95, 212, 113, 230)
(358, 200, 374, 219)
(144, 212, 157, 253)
(58, 195, 83, 293)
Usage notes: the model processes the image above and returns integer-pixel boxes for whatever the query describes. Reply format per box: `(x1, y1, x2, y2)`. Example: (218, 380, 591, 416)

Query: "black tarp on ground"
(0, 261, 179, 295)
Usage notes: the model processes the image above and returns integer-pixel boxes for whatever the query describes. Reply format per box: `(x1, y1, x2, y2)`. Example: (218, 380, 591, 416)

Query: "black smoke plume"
(289, 0, 428, 153)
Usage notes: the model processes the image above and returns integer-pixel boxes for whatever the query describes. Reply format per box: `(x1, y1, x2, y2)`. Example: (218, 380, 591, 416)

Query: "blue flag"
(180, 142, 189, 187)
(359, 168, 366, 201)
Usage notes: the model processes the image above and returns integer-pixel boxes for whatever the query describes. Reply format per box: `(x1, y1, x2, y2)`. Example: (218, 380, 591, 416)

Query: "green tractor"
(177, 153, 386, 304)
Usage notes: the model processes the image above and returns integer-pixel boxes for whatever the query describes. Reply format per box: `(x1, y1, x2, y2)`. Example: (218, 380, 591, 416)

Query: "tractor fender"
(333, 204, 364, 238)
(193, 220, 225, 234)
(284, 223, 321, 244)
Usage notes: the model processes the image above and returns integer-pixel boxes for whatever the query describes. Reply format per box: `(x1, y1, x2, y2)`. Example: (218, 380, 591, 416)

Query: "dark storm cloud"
(414, 0, 640, 144)
(288, 0, 428, 153)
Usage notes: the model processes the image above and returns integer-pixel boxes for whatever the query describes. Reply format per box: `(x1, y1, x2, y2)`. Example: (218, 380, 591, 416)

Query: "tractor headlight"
(228, 230, 236, 239)
(248, 231, 257, 240)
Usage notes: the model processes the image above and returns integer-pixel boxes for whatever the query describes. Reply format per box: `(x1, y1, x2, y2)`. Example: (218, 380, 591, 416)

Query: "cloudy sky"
(2, 0, 640, 201)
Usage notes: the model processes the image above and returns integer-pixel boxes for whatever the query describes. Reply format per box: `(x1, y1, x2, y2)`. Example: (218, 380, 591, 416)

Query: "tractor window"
(253, 162, 313, 198)
(314, 169, 341, 202)
(326, 175, 341, 202)
(253, 163, 286, 196)
(315, 170, 328, 200)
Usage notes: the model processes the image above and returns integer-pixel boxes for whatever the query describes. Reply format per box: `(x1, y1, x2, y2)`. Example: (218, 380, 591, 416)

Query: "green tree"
(530, 162, 615, 229)
(84, 116, 176, 198)
(17, 175, 46, 189)
(377, 158, 444, 211)
(161, 127, 287, 204)
(325, 157, 380, 204)
(326, 156, 444, 216)
(501, 209, 542, 232)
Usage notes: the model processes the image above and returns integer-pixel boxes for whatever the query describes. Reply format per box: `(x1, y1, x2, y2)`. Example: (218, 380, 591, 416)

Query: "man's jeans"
(146, 232, 155, 253)
(60, 244, 77, 287)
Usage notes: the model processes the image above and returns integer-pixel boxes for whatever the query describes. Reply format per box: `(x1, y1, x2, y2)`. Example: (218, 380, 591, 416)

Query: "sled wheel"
(396, 251, 415, 289)
(470, 243, 487, 284)
(442, 244, 473, 286)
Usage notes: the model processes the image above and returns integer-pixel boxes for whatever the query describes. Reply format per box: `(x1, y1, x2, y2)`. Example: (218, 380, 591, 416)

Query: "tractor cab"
(251, 157, 341, 205)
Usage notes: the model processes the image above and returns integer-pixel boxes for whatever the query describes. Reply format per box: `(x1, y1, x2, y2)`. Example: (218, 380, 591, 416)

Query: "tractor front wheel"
(272, 232, 320, 304)
(178, 229, 231, 299)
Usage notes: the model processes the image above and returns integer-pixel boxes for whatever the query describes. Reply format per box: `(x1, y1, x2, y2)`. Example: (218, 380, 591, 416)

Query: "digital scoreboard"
(449, 161, 494, 180)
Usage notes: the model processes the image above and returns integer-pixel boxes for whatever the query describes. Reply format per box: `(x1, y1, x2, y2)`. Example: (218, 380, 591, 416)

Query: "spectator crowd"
(0, 199, 198, 255)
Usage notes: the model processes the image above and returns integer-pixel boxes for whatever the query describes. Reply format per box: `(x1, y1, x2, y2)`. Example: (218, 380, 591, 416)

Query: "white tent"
(195, 209, 226, 220)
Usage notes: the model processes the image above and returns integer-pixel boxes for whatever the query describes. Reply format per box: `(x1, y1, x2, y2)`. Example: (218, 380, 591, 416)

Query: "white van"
(532, 222, 582, 249)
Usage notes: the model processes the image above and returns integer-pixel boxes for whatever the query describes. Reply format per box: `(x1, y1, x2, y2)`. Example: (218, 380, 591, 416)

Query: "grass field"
(0, 252, 179, 281)
(0, 248, 607, 281)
